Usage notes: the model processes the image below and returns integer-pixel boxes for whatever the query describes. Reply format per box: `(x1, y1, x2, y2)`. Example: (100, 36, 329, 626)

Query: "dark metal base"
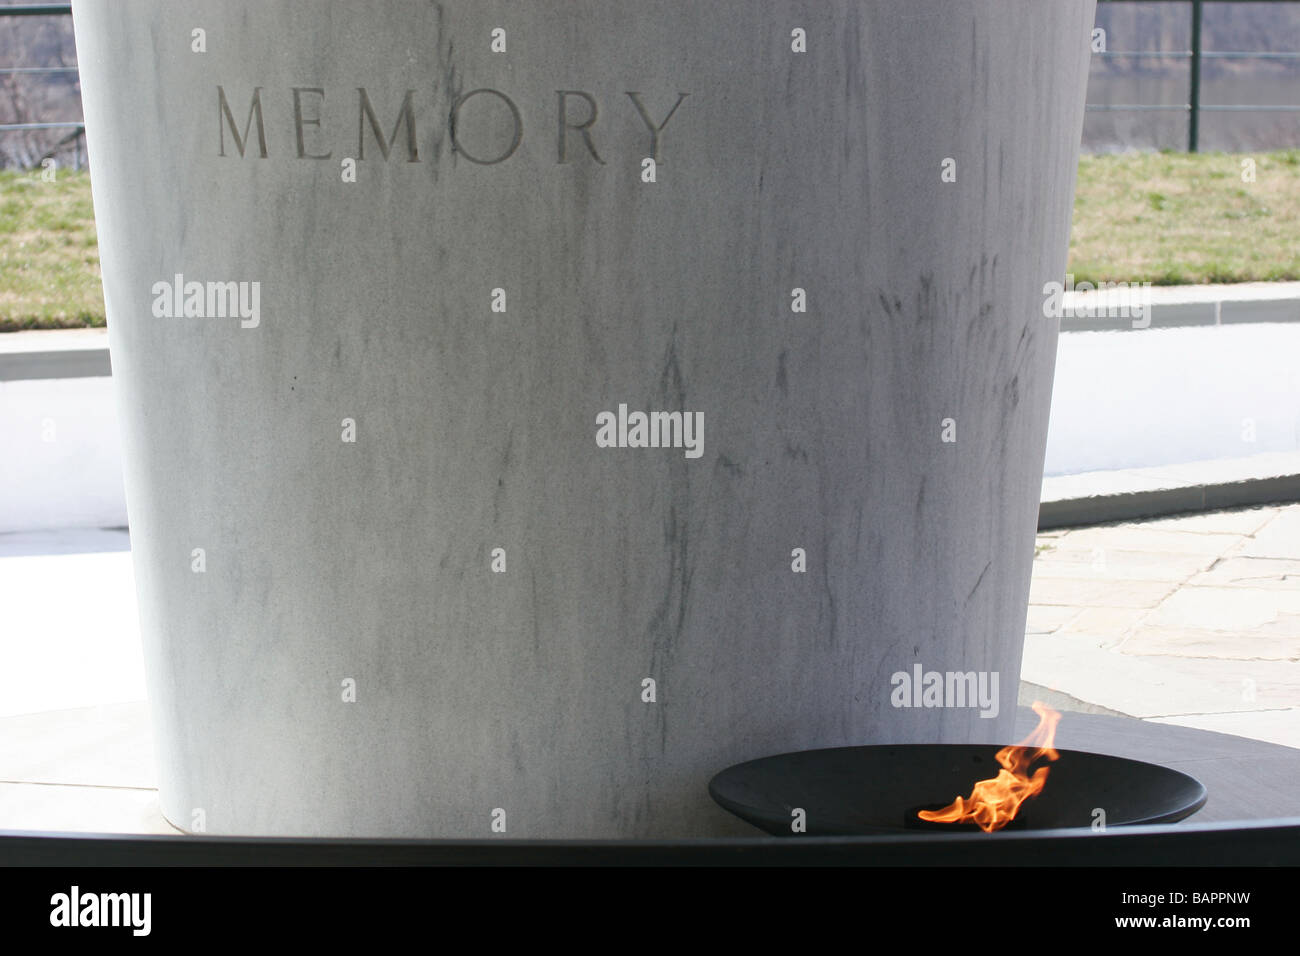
(2, 818, 1297, 866)
(709, 745, 1207, 836)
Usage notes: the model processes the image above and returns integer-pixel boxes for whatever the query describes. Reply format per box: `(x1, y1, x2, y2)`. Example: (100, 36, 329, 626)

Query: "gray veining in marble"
(71, 0, 1097, 837)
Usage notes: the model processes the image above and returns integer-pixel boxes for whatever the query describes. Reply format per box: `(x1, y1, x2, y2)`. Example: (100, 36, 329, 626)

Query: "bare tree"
(0, 6, 82, 170)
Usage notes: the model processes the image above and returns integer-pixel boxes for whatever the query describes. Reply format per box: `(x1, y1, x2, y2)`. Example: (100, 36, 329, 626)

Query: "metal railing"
(0, 4, 79, 168)
(4, 1, 1300, 160)
(1094, 0, 1300, 151)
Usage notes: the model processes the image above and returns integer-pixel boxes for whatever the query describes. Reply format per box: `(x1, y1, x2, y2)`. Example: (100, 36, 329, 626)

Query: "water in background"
(1086, 1, 1300, 152)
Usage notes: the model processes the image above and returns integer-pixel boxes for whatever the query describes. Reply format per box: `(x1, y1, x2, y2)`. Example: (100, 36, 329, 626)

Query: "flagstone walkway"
(1023, 502, 1300, 750)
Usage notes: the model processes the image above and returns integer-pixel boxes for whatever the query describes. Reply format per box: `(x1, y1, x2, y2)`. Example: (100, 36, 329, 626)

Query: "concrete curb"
(1059, 280, 1300, 332)
(0, 328, 111, 381)
(1039, 452, 1300, 529)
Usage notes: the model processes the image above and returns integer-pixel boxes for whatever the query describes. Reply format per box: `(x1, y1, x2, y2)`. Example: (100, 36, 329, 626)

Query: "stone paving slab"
(1139, 507, 1279, 536)
(1022, 631, 1244, 719)
(1120, 626, 1300, 662)
(1134, 585, 1300, 641)
(1237, 508, 1300, 560)
(1026, 502, 1300, 748)
(1031, 547, 1213, 582)
(1054, 526, 1247, 557)
(0, 782, 174, 835)
(1148, 709, 1300, 752)
(1056, 606, 1149, 646)
(1025, 604, 1080, 635)
(1190, 556, 1300, 590)
(1143, 657, 1300, 712)
(1028, 577, 1175, 609)
(0, 701, 155, 790)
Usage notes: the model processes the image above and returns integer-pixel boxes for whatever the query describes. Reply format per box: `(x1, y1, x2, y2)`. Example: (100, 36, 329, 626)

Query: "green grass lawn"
(2, 150, 1300, 331)
(0, 168, 101, 332)
(1070, 149, 1300, 286)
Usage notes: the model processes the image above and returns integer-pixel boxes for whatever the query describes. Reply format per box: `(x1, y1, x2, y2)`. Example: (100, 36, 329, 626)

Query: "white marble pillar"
(72, 0, 1097, 837)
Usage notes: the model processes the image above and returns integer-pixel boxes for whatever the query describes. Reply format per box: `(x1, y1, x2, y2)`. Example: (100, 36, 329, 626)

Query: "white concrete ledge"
(0, 329, 111, 381)
(1061, 281, 1300, 333)
(1040, 452, 1300, 529)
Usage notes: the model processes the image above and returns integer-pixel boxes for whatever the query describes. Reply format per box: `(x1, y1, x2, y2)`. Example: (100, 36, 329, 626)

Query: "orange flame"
(917, 701, 1062, 832)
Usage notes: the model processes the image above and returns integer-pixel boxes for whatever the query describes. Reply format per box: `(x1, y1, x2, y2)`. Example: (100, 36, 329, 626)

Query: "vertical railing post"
(1189, 0, 1203, 152)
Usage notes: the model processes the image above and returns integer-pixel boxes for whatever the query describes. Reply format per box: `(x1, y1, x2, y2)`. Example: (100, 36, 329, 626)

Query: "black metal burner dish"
(709, 745, 1207, 836)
